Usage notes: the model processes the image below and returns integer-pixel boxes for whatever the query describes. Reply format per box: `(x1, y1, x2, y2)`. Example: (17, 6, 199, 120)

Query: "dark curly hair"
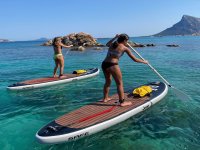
(112, 34, 129, 49)
(52, 37, 62, 47)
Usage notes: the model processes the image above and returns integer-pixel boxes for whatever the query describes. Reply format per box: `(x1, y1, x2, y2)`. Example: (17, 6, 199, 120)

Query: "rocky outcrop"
(128, 41, 155, 47)
(41, 32, 157, 50)
(71, 46, 86, 51)
(166, 44, 179, 47)
(42, 32, 105, 49)
(154, 15, 200, 36)
(42, 40, 53, 46)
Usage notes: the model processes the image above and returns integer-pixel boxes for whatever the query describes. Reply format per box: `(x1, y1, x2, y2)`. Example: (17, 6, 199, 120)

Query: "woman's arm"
(106, 34, 119, 47)
(125, 47, 148, 64)
(60, 43, 73, 48)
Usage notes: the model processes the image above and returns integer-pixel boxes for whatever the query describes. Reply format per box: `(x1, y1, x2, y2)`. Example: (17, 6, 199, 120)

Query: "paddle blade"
(171, 86, 191, 101)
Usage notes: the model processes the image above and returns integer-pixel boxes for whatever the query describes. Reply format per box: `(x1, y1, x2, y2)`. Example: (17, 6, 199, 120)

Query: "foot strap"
(119, 99, 125, 104)
(59, 74, 64, 77)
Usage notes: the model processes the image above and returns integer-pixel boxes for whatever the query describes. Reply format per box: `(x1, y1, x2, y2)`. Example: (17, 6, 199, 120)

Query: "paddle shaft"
(65, 49, 71, 56)
(127, 43, 172, 87)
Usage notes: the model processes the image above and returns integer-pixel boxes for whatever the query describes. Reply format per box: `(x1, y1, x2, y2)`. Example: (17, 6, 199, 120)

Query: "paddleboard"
(36, 81, 168, 144)
(7, 68, 99, 90)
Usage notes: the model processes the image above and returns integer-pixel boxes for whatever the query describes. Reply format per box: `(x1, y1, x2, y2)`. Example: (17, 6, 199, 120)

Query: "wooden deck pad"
(55, 92, 149, 128)
(21, 74, 79, 85)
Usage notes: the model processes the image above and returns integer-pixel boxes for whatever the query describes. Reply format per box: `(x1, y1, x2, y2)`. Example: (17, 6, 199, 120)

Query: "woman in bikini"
(102, 34, 148, 106)
(52, 37, 73, 78)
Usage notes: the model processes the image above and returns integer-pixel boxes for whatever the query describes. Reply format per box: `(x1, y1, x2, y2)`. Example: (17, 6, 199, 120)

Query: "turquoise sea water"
(0, 36, 200, 150)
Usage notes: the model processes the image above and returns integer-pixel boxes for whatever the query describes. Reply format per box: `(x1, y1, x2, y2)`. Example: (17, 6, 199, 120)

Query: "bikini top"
(54, 45, 62, 49)
(107, 49, 124, 58)
(54, 45, 63, 55)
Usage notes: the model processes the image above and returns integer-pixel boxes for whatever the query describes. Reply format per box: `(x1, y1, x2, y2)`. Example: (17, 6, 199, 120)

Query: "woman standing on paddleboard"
(52, 37, 73, 78)
(102, 34, 148, 106)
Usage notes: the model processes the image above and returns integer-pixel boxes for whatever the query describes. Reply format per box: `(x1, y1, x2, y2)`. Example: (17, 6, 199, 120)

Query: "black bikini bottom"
(101, 61, 118, 71)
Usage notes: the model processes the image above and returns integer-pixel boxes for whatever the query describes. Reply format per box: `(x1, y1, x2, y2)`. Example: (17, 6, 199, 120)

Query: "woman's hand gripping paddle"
(127, 43, 191, 101)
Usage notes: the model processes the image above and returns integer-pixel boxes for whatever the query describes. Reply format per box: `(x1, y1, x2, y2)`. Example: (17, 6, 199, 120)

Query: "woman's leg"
(110, 65, 132, 106)
(102, 69, 112, 102)
(109, 65, 124, 100)
(53, 59, 59, 77)
(59, 56, 64, 77)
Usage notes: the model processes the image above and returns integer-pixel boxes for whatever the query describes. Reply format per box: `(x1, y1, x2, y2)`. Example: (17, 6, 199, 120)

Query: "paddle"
(65, 49, 71, 55)
(127, 43, 190, 100)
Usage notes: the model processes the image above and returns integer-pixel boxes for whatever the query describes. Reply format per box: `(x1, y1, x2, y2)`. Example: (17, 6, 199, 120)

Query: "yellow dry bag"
(133, 85, 152, 97)
(73, 69, 87, 74)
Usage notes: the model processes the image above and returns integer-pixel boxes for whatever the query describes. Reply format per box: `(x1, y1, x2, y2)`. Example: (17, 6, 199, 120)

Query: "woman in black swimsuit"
(102, 34, 148, 106)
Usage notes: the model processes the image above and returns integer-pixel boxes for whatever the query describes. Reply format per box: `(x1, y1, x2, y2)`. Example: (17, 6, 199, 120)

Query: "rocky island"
(42, 32, 105, 51)
(154, 15, 200, 36)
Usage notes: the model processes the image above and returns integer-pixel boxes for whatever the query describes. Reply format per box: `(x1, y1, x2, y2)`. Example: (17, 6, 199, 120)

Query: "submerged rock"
(71, 46, 86, 51)
(94, 47, 103, 50)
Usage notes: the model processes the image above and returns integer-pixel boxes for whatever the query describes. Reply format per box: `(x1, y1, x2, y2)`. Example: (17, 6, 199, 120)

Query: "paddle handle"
(127, 43, 172, 87)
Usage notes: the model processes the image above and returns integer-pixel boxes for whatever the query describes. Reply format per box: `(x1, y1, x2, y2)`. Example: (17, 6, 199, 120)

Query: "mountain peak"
(181, 15, 200, 23)
(182, 15, 193, 19)
(154, 15, 200, 36)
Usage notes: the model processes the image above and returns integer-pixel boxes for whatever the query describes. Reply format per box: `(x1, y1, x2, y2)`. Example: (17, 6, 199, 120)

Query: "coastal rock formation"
(128, 41, 145, 47)
(41, 32, 156, 49)
(42, 40, 53, 46)
(154, 15, 200, 36)
(42, 32, 105, 50)
(166, 44, 179, 47)
(127, 41, 155, 47)
(146, 44, 156, 47)
(71, 46, 86, 51)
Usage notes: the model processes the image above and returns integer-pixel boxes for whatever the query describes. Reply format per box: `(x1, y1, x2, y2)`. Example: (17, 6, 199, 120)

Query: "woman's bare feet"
(101, 97, 112, 103)
(120, 101, 132, 107)
(53, 75, 58, 78)
(59, 74, 66, 79)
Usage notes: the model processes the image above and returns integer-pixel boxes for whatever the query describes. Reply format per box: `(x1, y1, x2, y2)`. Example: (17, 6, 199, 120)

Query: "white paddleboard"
(7, 68, 99, 90)
(36, 81, 168, 144)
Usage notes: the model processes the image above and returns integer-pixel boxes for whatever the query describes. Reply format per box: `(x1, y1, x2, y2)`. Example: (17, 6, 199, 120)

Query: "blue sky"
(1, 0, 200, 40)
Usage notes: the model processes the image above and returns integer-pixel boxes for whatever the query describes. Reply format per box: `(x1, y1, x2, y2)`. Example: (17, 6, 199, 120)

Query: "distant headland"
(33, 38, 49, 41)
(154, 15, 200, 36)
(0, 39, 11, 42)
